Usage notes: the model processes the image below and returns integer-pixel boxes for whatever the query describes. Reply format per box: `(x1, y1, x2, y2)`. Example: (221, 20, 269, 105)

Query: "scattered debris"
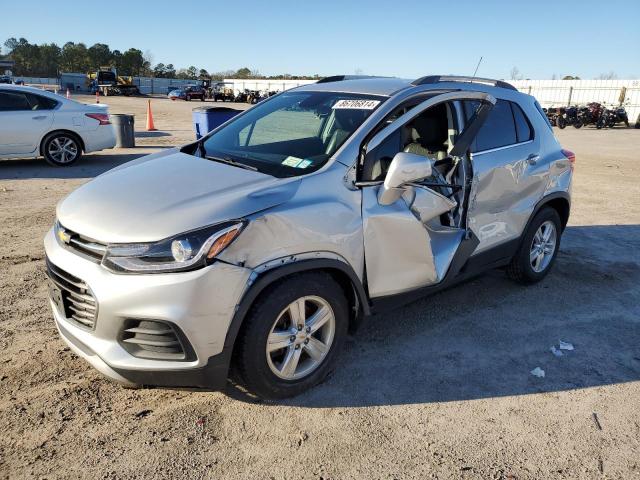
(530, 367, 545, 378)
(550, 346, 564, 357)
(559, 341, 574, 351)
(196, 417, 206, 428)
(135, 409, 153, 419)
(297, 432, 309, 446)
(598, 458, 604, 474)
(592, 412, 603, 431)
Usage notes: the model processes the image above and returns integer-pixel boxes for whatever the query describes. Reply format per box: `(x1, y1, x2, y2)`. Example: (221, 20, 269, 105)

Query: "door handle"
(527, 154, 540, 165)
(32, 115, 47, 120)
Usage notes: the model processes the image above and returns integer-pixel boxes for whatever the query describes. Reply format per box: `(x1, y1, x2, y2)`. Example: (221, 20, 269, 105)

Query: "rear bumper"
(81, 125, 116, 153)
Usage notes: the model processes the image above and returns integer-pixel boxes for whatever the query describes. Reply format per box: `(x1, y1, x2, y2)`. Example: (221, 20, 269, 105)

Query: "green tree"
(235, 67, 252, 78)
(87, 43, 112, 68)
(119, 48, 144, 76)
(60, 42, 89, 72)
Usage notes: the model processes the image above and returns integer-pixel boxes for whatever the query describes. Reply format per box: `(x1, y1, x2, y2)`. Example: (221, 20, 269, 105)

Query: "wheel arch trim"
(222, 256, 369, 354)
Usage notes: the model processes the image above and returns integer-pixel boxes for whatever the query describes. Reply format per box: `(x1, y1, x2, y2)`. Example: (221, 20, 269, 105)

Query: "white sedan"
(0, 84, 116, 166)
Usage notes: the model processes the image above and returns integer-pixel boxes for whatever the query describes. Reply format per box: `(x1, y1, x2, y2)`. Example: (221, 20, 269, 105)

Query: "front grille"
(46, 258, 98, 329)
(56, 223, 107, 263)
(120, 320, 194, 361)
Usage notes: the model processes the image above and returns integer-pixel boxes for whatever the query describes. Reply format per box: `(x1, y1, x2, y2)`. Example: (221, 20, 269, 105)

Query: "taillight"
(562, 149, 576, 169)
(85, 113, 111, 125)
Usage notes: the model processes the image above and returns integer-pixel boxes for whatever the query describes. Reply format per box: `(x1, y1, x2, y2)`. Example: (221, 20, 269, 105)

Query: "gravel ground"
(0, 95, 639, 479)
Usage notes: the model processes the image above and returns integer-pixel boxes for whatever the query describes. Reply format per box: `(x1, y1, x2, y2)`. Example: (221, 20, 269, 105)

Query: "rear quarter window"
(25, 93, 59, 110)
(511, 102, 533, 142)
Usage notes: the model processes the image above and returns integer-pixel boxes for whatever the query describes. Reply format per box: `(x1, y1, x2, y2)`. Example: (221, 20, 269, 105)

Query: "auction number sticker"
(332, 99, 380, 110)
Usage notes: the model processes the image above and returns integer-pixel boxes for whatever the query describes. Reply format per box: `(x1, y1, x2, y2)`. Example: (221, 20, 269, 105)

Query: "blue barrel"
(192, 107, 242, 139)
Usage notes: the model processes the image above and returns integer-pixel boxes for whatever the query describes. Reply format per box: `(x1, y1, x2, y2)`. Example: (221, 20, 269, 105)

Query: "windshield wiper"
(204, 155, 258, 171)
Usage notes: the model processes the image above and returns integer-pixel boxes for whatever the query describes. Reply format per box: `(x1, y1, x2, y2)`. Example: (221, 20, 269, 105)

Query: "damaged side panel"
(217, 165, 365, 280)
(467, 141, 549, 253)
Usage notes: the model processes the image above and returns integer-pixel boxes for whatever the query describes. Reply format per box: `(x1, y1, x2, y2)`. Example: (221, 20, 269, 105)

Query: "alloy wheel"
(265, 296, 335, 380)
(48, 137, 78, 164)
(530, 220, 557, 273)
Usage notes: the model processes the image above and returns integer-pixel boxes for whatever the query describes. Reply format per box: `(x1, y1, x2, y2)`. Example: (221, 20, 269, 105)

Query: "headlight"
(102, 221, 245, 274)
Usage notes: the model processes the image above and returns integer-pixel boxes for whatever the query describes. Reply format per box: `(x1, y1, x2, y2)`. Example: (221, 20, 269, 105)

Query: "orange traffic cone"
(146, 100, 157, 131)
(96, 91, 100, 104)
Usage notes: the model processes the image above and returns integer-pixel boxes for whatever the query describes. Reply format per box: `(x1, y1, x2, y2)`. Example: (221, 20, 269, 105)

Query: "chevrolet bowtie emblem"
(57, 227, 71, 244)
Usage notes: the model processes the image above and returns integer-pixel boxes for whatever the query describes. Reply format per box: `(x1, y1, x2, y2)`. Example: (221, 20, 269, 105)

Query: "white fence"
(511, 79, 640, 126)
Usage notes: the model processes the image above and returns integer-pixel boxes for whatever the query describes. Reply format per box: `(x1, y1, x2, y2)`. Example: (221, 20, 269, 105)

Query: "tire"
(506, 207, 562, 284)
(200, 95, 205, 102)
(573, 120, 583, 129)
(234, 272, 349, 400)
(42, 132, 82, 167)
(556, 116, 567, 129)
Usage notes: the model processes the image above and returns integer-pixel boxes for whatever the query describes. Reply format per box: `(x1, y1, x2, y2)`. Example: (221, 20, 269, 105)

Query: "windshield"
(199, 91, 385, 177)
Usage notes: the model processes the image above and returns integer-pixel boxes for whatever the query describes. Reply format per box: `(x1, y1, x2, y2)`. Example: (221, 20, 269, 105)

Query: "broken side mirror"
(377, 152, 433, 206)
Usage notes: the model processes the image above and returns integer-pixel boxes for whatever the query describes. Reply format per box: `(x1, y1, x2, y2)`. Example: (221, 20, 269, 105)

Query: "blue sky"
(3, 0, 639, 79)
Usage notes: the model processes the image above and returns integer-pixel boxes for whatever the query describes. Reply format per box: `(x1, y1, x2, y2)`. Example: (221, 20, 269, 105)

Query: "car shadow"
(0, 149, 168, 180)
(227, 224, 640, 407)
(135, 131, 172, 138)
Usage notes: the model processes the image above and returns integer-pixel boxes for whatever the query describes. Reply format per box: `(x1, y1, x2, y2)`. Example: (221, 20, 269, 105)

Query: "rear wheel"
(234, 272, 348, 400)
(43, 133, 82, 166)
(507, 207, 562, 284)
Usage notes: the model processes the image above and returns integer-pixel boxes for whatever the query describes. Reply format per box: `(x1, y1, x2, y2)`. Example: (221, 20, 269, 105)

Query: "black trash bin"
(192, 107, 241, 139)
(110, 114, 135, 148)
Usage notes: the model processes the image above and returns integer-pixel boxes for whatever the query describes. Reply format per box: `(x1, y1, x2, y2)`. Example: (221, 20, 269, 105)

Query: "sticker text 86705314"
(332, 99, 380, 110)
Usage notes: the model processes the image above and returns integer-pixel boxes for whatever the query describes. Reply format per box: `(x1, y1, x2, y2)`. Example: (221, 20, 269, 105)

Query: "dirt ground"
(1, 94, 639, 479)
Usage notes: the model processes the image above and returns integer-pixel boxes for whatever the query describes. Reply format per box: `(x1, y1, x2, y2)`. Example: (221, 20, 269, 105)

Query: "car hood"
(57, 150, 300, 243)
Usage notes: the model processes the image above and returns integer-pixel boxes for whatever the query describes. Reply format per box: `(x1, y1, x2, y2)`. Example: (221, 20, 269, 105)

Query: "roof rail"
(411, 75, 517, 91)
(317, 75, 386, 84)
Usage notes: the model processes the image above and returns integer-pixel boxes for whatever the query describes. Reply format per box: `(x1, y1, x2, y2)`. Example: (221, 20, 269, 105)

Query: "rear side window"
(0, 91, 31, 111)
(25, 93, 59, 110)
(474, 99, 517, 152)
(463, 99, 532, 152)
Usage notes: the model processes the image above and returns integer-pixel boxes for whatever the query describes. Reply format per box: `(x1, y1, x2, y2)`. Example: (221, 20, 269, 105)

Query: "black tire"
(556, 115, 567, 129)
(234, 272, 349, 400)
(573, 120, 583, 129)
(42, 132, 82, 167)
(506, 207, 562, 284)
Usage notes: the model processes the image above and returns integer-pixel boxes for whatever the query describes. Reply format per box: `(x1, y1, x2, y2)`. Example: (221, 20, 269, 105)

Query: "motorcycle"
(611, 104, 630, 127)
(557, 105, 583, 129)
(581, 102, 605, 127)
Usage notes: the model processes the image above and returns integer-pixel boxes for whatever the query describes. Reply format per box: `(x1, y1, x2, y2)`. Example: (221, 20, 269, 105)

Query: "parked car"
(0, 84, 116, 166)
(0, 75, 12, 84)
(168, 85, 206, 101)
(44, 75, 574, 399)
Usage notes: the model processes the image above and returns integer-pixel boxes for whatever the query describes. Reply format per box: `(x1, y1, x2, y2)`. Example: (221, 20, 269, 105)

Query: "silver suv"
(45, 75, 574, 399)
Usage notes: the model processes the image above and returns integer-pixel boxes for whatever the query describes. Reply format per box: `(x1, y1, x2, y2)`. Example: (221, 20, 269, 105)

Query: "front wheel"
(234, 272, 348, 400)
(506, 207, 562, 284)
(556, 115, 567, 129)
(43, 133, 82, 166)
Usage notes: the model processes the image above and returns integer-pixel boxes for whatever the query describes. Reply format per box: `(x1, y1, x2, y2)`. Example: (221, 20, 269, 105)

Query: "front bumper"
(44, 227, 252, 388)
